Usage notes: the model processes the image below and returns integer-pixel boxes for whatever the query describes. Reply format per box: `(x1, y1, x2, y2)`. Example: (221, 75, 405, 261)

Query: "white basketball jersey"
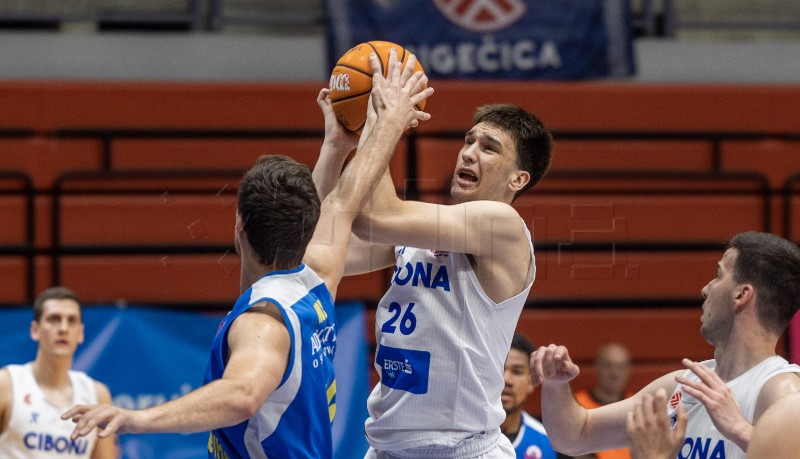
(666, 356, 800, 459)
(0, 363, 99, 458)
(365, 226, 535, 451)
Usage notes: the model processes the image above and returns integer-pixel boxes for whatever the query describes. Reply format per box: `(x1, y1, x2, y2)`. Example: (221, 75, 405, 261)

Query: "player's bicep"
(224, 305, 291, 405)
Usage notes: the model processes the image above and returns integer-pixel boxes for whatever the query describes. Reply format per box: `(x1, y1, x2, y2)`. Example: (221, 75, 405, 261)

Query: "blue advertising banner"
(0, 303, 369, 458)
(326, 0, 635, 80)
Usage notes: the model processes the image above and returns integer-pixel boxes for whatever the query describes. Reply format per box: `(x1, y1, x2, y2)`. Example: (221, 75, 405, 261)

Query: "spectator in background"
(0, 287, 117, 458)
(502, 333, 557, 459)
(566, 343, 633, 459)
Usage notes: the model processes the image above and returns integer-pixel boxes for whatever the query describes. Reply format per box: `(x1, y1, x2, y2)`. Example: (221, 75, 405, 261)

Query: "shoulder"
(244, 300, 287, 326)
(227, 300, 291, 351)
(748, 391, 800, 458)
(0, 368, 11, 430)
(754, 370, 800, 421)
(0, 367, 10, 395)
(521, 412, 548, 435)
(93, 380, 113, 404)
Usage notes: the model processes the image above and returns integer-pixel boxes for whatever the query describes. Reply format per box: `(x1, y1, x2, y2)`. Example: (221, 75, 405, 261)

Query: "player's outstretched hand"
(530, 344, 580, 387)
(62, 403, 139, 440)
(368, 48, 433, 131)
(676, 358, 749, 449)
(317, 87, 359, 156)
(626, 388, 687, 459)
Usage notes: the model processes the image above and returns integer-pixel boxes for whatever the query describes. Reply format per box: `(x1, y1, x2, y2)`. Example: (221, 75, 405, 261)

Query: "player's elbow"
(230, 393, 262, 420)
(352, 213, 371, 240)
(226, 384, 265, 421)
(324, 193, 361, 219)
(549, 438, 583, 456)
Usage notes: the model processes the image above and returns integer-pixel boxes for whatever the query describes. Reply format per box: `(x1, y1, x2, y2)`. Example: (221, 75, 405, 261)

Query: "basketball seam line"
(367, 42, 385, 75)
(335, 63, 374, 78)
(330, 89, 371, 103)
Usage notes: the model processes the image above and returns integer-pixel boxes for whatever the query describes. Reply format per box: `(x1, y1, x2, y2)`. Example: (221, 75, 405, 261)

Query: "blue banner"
(326, 0, 635, 80)
(0, 303, 369, 458)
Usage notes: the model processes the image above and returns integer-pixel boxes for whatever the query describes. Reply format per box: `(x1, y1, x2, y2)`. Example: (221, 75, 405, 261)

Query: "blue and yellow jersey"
(204, 264, 337, 459)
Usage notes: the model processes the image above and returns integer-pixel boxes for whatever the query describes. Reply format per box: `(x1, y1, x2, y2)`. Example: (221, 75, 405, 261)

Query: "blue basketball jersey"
(204, 264, 337, 459)
(512, 412, 556, 459)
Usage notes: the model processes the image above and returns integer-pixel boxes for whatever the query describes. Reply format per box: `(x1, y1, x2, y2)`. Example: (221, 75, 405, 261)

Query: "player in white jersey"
(0, 287, 116, 459)
(62, 50, 433, 459)
(531, 231, 800, 459)
(314, 56, 554, 458)
(625, 365, 800, 459)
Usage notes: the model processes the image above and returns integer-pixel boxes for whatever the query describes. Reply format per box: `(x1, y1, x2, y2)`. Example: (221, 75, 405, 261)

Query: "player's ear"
(508, 170, 530, 193)
(30, 320, 39, 342)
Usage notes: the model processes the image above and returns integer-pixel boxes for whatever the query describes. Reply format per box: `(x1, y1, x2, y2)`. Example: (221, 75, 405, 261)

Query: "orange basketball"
(329, 41, 426, 135)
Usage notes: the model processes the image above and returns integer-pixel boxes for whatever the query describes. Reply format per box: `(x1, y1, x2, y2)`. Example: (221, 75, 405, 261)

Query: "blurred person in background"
(501, 333, 556, 459)
(0, 287, 117, 458)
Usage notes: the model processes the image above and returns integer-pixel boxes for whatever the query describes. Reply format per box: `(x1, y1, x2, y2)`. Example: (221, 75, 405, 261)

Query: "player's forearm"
(541, 383, 592, 455)
(728, 422, 753, 452)
(137, 379, 260, 434)
(313, 141, 350, 200)
(335, 115, 403, 214)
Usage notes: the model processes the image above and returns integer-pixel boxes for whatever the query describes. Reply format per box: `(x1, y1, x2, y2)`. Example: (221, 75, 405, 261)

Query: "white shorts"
(364, 429, 514, 459)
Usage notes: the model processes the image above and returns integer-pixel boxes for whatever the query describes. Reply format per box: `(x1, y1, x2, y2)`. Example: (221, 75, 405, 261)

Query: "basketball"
(329, 41, 426, 135)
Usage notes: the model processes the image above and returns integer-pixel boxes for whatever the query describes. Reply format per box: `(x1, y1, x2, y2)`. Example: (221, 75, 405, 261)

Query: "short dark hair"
(238, 155, 321, 269)
(473, 104, 553, 200)
(728, 232, 800, 334)
(510, 332, 536, 356)
(34, 287, 80, 322)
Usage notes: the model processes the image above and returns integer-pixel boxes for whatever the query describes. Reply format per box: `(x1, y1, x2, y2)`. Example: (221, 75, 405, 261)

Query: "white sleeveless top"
(666, 356, 800, 459)
(365, 225, 535, 451)
(0, 363, 99, 458)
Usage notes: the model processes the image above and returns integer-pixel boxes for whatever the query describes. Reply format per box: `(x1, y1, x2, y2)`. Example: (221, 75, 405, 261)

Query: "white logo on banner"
(433, 0, 527, 32)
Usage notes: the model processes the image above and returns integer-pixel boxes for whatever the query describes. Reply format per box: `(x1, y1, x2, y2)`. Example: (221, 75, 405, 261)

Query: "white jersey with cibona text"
(666, 356, 800, 459)
(0, 363, 99, 458)
(365, 225, 535, 451)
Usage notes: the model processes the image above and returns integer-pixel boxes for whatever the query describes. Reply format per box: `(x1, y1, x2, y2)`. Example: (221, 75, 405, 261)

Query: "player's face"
(502, 348, 534, 413)
(595, 346, 631, 396)
(31, 299, 84, 357)
(450, 122, 523, 204)
(699, 248, 738, 345)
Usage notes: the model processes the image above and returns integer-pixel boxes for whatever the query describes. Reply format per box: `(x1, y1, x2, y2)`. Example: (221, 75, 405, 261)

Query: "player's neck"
(31, 356, 72, 390)
(239, 247, 270, 292)
(713, 329, 778, 381)
(500, 409, 523, 437)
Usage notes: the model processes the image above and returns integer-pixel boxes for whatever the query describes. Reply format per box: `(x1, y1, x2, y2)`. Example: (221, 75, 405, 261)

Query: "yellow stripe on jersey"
(327, 380, 337, 422)
(313, 300, 328, 323)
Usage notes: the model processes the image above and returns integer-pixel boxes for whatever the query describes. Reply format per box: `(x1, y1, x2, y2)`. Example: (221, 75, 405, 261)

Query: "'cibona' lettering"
(24, 432, 89, 455)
